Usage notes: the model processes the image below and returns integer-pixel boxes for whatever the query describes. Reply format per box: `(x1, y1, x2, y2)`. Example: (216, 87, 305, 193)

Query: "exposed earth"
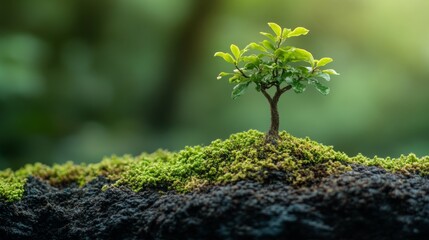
(1, 164, 429, 240)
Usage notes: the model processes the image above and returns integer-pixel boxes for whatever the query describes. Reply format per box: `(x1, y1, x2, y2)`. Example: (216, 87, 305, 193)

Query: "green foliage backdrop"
(1, 0, 429, 169)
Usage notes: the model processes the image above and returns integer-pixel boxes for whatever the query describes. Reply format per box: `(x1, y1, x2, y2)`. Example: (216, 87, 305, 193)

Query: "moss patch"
(349, 153, 429, 175)
(1, 130, 428, 202)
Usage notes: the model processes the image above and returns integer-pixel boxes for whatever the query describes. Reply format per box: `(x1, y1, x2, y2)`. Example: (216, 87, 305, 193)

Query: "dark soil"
(1, 165, 429, 240)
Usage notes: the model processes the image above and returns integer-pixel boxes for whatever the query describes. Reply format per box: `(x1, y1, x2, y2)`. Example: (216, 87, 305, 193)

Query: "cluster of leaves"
(215, 22, 339, 99)
(3, 130, 429, 202)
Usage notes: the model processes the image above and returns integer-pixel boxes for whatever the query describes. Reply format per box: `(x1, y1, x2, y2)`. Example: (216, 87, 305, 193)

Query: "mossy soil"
(2, 130, 429, 239)
(2, 165, 429, 239)
(1, 130, 429, 202)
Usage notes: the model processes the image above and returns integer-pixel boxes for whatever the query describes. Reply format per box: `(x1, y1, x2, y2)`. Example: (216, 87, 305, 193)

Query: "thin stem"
(273, 29, 283, 78)
(276, 29, 283, 49)
(235, 65, 249, 78)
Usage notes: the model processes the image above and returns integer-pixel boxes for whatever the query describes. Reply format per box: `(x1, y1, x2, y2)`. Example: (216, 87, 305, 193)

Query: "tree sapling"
(214, 22, 339, 144)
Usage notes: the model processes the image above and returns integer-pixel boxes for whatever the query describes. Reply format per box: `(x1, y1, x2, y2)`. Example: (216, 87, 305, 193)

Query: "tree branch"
(235, 65, 249, 78)
(280, 85, 292, 93)
(273, 85, 282, 103)
(261, 88, 272, 102)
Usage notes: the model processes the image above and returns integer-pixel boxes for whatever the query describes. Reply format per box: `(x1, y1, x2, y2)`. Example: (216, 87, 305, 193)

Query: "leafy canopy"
(214, 22, 339, 99)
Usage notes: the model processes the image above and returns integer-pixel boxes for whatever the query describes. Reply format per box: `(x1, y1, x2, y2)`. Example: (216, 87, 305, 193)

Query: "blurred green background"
(1, 0, 429, 169)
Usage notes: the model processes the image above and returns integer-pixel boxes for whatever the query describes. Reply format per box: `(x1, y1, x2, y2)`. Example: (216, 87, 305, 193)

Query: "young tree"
(214, 22, 339, 144)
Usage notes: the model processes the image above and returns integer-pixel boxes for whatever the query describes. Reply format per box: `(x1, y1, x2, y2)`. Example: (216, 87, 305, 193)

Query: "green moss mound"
(1, 130, 429, 202)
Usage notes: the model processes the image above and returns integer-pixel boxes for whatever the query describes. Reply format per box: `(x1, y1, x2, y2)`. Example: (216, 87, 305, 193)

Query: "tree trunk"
(262, 88, 282, 144)
(261, 85, 291, 145)
(265, 97, 280, 144)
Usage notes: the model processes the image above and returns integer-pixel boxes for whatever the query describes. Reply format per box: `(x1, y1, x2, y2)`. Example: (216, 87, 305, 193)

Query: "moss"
(0, 156, 134, 202)
(0, 169, 27, 202)
(113, 130, 350, 192)
(349, 153, 429, 175)
(1, 130, 428, 202)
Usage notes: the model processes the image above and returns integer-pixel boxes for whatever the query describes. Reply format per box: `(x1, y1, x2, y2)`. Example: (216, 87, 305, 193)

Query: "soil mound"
(1, 165, 429, 240)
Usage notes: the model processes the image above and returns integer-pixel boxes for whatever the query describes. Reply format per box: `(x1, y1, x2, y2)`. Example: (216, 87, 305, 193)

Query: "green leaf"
(285, 77, 294, 84)
(316, 57, 333, 67)
(241, 55, 260, 64)
(268, 22, 282, 37)
(261, 40, 275, 51)
(244, 63, 256, 70)
(288, 27, 309, 37)
(293, 48, 314, 66)
(315, 82, 330, 95)
(232, 82, 250, 99)
(297, 66, 310, 74)
(274, 47, 294, 61)
(281, 28, 292, 39)
(259, 32, 276, 42)
(316, 72, 331, 81)
(307, 77, 318, 85)
(216, 72, 232, 80)
(246, 42, 267, 52)
(291, 81, 306, 93)
(323, 69, 340, 75)
(228, 74, 241, 83)
(230, 44, 241, 60)
(214, 52, 235, 64)
(274, 48, 286, 57)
